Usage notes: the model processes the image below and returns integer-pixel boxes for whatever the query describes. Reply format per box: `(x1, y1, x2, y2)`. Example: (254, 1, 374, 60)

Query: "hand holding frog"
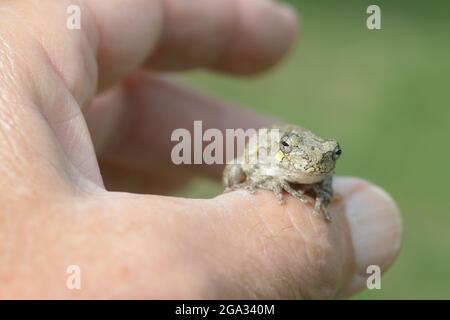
(0, 0, 401, 298)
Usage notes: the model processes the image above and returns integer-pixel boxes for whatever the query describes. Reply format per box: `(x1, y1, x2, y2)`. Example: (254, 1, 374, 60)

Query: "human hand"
(0, 0, 401, 299)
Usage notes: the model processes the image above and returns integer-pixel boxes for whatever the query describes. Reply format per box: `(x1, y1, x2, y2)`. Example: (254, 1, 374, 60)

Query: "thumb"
(208, 176, 402, 299)
(334, 177, 402, 298)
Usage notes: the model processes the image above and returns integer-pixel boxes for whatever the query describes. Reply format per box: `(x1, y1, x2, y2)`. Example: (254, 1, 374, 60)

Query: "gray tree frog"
(223, 125, 342, 221)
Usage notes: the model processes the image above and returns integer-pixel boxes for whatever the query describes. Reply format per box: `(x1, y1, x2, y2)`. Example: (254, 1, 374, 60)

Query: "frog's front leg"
(312, 176, 334, 221)
(249, 176, 308, 205)
(223, 164, 246, 191)
(223, 164, 259, 194)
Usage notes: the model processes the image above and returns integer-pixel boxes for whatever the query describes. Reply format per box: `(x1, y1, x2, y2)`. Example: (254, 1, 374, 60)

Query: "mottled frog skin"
(223, 125, 342, 221)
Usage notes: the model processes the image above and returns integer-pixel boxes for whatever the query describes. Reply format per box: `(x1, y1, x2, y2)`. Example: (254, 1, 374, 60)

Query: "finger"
(86, 72, 274, 193)
(145, 0, 299, 74)
(335, 177, 402, 298)
(86, 0, 298, 90)
(202, 177, 402, 299)
(3, 176, 400, 298)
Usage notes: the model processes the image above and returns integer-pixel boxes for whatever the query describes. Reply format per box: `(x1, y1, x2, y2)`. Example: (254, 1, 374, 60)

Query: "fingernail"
(343, 180, 402, 294)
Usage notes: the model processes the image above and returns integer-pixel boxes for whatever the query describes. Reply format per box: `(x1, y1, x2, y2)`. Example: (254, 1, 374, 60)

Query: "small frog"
(223, 124, 342, 221)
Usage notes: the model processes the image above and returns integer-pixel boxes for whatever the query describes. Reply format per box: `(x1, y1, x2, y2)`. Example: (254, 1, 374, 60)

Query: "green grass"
(178, 0, 450, 299)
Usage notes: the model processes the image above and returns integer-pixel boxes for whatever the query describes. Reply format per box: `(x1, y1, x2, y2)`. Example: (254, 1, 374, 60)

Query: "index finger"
(84, 0, 299, 90)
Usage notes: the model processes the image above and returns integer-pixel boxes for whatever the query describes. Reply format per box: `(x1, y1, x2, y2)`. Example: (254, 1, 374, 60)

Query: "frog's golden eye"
(333, 147, 342, 160)
(280, 136, 291, 152)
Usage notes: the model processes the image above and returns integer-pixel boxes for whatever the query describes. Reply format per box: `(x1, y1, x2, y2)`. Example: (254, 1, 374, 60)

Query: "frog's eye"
(333, 147, 342, 160)
(280, 139, 291, 152)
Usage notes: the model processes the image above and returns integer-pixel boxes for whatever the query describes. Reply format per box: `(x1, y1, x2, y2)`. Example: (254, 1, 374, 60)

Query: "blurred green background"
(179, 0, 450, 299)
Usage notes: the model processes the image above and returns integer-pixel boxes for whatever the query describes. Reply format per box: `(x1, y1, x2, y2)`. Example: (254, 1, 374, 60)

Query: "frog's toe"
(248, 188, 256, 194)
(293, 191, 308, 204)
(224, 185, 239, 193)
(323, 209, 332, 221)
(312, 197, 321, 212)
(312, 198, 332, 222)
(274, 192, 285, 205)
(269, 184, 285, 205)
(312, 207, 322, 217)
(279, 181, 308, 204)
(244, 183, 257, 194)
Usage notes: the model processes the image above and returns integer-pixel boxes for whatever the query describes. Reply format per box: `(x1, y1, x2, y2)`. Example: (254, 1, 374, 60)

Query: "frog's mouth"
(304, 159, 336, 176)
(301, 173, 328, 184)
(285, 169, 329, 184)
